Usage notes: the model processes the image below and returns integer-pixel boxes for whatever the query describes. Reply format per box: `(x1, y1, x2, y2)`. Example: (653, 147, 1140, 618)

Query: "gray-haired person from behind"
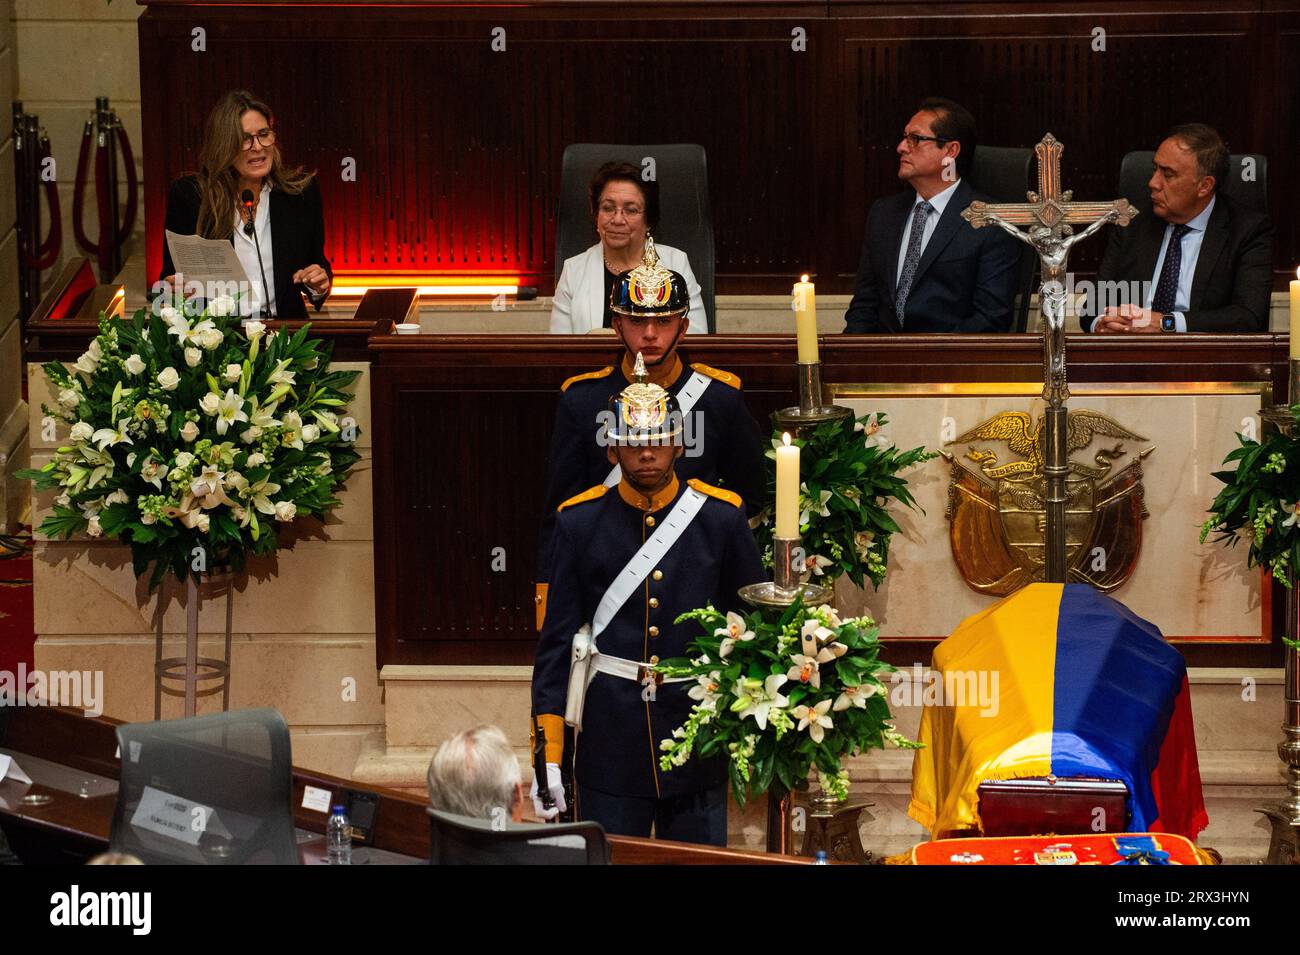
(426, 724, 526, 822)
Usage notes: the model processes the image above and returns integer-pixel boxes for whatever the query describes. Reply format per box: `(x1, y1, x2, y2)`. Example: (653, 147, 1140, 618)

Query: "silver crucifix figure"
(962, 133, 1137, 583)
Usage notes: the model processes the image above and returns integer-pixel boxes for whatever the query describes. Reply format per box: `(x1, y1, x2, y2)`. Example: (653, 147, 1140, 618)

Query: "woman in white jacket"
(550, 161, 706, 334)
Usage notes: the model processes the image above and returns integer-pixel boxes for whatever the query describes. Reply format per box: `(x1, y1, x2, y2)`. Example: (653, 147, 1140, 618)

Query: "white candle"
(793, 274, 818, 364)
(775, 432, 800, 538)
(1290, 267, 1300, 361)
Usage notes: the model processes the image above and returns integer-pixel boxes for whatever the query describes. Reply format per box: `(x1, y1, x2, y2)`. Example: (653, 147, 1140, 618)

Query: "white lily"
(279, 410, 304, 450)
(91, 420, 134, 451)
(688, 670, 722, 703)
(140, 457, 168, 490)
(791, 699, 834, 743)
(164, 309, 216, 346)
(267, 359, 296, 388)
(803, 553, 832, 577)
(834, 683, 881, 712)
(1283, 501, 1300, 529)
(215, 389, 249, 436)
(247, 396, 280, 432)
(731, 674, 788, 731)
(799, 484, 832, 526)
(714, 611, 755, 658)
(244, 475, 282, 515)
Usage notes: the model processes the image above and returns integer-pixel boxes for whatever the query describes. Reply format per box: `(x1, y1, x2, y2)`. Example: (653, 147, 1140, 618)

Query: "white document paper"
(165, 229, 252, 286)
(301, 785, 332, 813)
(129, 784, 214, 847)
(0, 754, 33, 785)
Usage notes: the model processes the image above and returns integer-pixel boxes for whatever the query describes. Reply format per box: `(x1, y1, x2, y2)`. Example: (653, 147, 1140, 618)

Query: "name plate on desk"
(830, 381, 1268, 645)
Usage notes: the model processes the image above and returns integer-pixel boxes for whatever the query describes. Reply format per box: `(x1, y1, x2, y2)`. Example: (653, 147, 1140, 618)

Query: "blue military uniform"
(535, 352, 765, 627)
(532, 473, 764, 841)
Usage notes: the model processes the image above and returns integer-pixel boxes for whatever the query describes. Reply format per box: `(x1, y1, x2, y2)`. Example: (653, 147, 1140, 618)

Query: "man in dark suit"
(1084, 123, 1274, 334)
(844, 98, 1021, 333)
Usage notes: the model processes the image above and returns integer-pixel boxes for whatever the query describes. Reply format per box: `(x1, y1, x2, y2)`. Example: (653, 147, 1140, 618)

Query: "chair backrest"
(1118, 150, 1269, 217)
(427, 807, 610, 865)
(556, 143, 716, 331)
(110, 708, 298, 865)
(967, 145, 1037, 332)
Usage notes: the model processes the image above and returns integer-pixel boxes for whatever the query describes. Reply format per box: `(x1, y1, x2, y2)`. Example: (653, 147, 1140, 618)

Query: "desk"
(0, 707, 804, 865)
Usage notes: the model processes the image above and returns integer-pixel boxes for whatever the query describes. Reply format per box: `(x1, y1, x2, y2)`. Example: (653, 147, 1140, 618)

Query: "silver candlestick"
(773, 361, 853, 432)
(739, 535, 832, 609)
(1257, 357, 1300, 865)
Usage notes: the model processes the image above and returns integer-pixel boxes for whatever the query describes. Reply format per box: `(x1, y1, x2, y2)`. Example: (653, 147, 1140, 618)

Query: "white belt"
(590, 652, 691, 683)
(589, 651, 690, 702)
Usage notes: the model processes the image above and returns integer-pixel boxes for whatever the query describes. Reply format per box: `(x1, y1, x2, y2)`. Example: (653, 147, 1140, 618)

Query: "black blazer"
(1080, 193, 1274, 333)
(843, 179, 1021, 333)
(159, 175, 332, 318)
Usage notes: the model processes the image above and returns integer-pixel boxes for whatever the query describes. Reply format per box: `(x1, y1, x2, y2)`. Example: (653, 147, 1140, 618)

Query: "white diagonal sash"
(564, 485, 709, 729)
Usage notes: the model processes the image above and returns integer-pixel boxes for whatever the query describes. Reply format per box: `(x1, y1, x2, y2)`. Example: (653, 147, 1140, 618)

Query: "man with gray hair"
(1084, 122, 1273, 333)
(426, 724, 526, 823)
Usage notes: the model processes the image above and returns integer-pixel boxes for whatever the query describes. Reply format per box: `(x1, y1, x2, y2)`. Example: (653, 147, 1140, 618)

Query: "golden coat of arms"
(943, 409, 1154, 595)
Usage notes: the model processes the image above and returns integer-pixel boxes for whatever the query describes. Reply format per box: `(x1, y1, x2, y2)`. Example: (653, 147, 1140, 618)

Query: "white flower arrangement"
(20, 301, 362, 590)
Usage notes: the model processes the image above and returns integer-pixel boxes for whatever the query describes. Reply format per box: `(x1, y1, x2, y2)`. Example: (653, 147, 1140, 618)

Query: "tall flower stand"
(1257, 377, 1300, 865)
(740, 538, 871, 861)
(153, 569, 235, 719)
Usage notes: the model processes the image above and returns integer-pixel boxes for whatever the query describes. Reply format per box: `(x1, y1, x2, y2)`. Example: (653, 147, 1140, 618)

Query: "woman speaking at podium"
(159, 90, 331, 318)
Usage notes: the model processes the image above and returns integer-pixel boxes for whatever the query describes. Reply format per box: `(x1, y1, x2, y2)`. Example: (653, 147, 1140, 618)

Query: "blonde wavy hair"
(194, 90, 314, 240)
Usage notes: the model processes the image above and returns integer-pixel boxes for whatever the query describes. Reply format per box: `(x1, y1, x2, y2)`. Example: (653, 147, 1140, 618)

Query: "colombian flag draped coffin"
(909, 583, 1208, 840)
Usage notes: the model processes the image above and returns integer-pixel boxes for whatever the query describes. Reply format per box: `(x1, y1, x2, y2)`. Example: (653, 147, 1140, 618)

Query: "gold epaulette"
(690, 362, 741, 390)
(561, 366, 614, 392)
(688, 478, 742, 508)
(558, 484, 608, 511)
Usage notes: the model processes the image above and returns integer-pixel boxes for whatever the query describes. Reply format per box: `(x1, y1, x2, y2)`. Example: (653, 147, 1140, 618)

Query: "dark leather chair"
(1118, 150, 1269, 217)
(968, 145, 1037, 332)
(427, 807, 610, 865)
(556, 143, 716, 331)
(110, 708, 299, 865)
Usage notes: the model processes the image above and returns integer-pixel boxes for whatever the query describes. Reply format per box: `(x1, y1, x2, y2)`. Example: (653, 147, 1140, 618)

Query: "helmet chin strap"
(617, 314, 688, 368)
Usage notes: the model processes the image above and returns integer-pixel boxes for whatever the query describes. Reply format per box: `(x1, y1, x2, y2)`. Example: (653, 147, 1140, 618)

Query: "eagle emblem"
(943, 409, 1154, 595)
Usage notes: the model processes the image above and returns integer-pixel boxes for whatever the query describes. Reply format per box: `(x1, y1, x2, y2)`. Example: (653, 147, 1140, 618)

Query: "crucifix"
(962, 133, 1137, 583)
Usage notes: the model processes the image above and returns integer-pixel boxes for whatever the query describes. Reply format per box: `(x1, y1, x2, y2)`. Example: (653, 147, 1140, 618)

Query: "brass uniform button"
(645, 515, 656, 527)
(649, 626, 660, 637)
(652, 570, 663, 581)
(649, 597, 659, 608)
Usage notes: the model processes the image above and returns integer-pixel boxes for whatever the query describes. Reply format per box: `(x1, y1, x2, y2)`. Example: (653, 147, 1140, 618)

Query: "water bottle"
(326, 805, 352, 865)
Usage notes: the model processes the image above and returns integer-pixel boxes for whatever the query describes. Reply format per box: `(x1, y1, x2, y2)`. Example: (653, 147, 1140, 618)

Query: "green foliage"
(17, 301, 362, 591)
(656, 600, 917, 807)
(752, 414, 938, 588)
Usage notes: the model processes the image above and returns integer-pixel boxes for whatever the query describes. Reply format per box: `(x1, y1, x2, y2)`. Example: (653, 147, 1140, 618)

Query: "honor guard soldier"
(530, 367, 765, 844)
(535, 237, 765, 629)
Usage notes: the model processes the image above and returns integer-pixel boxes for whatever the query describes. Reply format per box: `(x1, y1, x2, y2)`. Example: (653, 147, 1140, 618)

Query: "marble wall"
(27, 359, 381, 778)
(832, 389, 1262, 643)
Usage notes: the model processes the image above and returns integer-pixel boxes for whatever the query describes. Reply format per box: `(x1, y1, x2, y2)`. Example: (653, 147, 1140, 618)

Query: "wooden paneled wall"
(138, 1, 1300, 295)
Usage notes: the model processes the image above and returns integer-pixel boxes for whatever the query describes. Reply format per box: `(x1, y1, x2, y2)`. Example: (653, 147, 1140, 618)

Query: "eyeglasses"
(900, 132, 950, 149)
(240, 128, 277, 151)
(597, 201, 645, 219)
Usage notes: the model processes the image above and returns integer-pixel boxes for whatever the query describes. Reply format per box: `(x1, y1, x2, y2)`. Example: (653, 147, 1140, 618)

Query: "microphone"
(241, 188, 273, 318)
